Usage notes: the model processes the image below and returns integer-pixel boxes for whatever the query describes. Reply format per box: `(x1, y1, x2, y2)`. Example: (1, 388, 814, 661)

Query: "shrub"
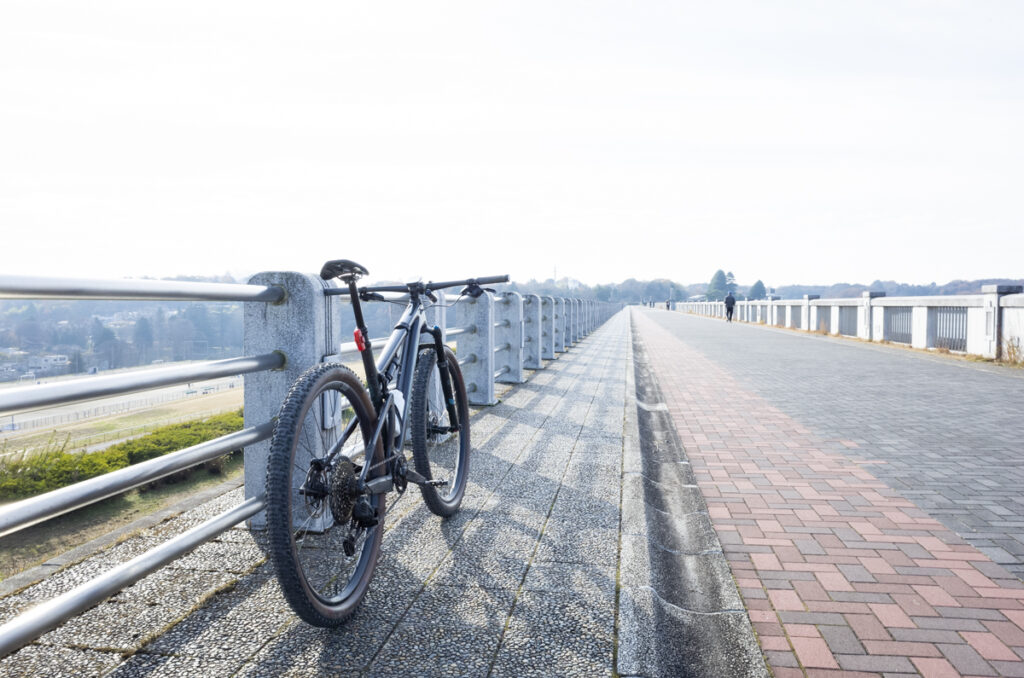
(0, 410, 244, 501)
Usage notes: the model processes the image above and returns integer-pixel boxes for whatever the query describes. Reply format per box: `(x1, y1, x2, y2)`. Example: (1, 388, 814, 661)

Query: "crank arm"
(404, 468, 449, 487)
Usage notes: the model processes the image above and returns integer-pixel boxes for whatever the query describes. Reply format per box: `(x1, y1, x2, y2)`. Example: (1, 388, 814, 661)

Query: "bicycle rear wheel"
(265, 363, 385, 626)
(409, 347, 471, 516)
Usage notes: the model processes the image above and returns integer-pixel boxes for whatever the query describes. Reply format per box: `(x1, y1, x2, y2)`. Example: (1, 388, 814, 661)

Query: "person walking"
(724, 292, 736, 322)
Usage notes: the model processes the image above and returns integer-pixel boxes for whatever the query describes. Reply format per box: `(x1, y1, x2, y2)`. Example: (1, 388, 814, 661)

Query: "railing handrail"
(0, 422, 274, 538)
(0, 274, 284, 303)
(0, 495, 266, 658)
(0, 353, 284, 414)
(0, 269, 623, 660)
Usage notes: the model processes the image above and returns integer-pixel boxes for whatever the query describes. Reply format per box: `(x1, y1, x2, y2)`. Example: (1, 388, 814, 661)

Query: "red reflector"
(354, 328, 366, 352)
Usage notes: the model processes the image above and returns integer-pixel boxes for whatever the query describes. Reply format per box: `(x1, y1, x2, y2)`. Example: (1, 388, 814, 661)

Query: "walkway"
(0, 313, 632, 677)
(635, 308, 1024, 677)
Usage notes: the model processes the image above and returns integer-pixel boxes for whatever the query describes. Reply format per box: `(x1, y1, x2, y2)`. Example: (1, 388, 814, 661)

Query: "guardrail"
(0, 271, 621, 658)
(678, 285, 1024, 360)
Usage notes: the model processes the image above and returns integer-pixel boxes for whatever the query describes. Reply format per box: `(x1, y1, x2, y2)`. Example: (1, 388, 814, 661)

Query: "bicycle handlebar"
(356, 275, 510, 296)
(426, 275, 509, 291)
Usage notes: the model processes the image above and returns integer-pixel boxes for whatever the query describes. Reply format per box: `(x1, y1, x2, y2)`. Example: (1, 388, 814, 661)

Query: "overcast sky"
(1, 1, 1021, 289)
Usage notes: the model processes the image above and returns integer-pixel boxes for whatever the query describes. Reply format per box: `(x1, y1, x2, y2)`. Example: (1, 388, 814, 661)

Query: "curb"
(618, 309, 769, 678)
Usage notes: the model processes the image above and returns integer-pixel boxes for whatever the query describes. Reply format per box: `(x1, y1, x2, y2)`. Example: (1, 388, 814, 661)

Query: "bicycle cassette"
(329, 460, 360, 525)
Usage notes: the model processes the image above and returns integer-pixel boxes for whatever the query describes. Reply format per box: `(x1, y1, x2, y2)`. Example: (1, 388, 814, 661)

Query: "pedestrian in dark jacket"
(725, 292, 736, 322)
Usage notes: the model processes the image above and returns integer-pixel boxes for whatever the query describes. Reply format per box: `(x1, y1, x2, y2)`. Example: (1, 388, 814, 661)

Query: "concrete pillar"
(872, 305, 885, 342)
(859, 292, 884, 340)
(494, 292, 524, 383)
(802, 295, 818, 332)
(981, 285, 1023, 359)
(911, 306, 930, 349)
(541, 296, 556, 359)
(573, 299, 581, 342)
(553, 298, 566, 353)
(523, 294, 542, 369)
(244, 271, 338, 528)
(456, 291, 496, 405)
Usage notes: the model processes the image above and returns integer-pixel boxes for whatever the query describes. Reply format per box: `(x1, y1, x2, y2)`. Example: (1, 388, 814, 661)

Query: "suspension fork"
(427, 325, 461, 432)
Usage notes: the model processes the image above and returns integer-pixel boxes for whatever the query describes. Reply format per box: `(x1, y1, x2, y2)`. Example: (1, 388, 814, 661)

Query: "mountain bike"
(264, 259, 508, 627)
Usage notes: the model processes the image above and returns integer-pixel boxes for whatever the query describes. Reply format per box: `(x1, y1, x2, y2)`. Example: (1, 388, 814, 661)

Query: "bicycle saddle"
(320, 259, 369, 282)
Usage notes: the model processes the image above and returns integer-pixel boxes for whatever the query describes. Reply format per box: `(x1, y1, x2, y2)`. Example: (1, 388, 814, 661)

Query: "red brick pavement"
(635, 312, 1024, 678)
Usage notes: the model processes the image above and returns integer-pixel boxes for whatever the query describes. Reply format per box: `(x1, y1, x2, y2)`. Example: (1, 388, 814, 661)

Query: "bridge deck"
(0, 314, 632, 677)
(4, 307, 1024, 677)
(635, 308, 1024, 677)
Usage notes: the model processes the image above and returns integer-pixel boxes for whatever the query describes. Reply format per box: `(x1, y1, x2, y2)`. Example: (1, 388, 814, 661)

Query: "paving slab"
(635, 307, 1024, 677)
(0, 311, 642, 677)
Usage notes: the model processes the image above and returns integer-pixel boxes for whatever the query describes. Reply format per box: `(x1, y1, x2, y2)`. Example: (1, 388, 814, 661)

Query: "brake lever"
(425, 290, 438, 303)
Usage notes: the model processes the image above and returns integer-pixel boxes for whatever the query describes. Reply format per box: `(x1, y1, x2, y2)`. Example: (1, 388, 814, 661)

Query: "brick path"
(634, 309, 1024, 678)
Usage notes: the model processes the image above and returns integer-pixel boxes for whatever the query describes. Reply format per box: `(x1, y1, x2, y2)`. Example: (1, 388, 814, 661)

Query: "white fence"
(679, 285, 1024, 360)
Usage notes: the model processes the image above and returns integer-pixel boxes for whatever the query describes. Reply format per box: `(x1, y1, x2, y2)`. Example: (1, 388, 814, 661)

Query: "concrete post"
(872, 304, 885, 342)
(911, 306, 930, 349)
(553, 298, 566, 353)
(244, 271, 339, 528)
(523, 294, 542, 369)
(981, 285, 1023, 359)
(859, 292, 884, 340)
(494, 292, 524, 383)
(456, 291, 496, 405)
(803, 295, 818, 332)
(569, 299, 578, 343)
(541, 296, 556, 359)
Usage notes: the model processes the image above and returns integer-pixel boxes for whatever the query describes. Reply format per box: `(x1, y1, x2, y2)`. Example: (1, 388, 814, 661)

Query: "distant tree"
(725, 272, 738, 295)
(133, 317, 154, 363)
(707, 270, 728, 301)
(748, 280, 767, 300)
(90, 318, 116, 348)
(644, 280, 670, 302)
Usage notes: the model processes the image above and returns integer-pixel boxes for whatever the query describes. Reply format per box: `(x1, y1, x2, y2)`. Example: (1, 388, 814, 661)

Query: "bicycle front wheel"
(409, 346, 471, 516)
(265, 363, 385, 626)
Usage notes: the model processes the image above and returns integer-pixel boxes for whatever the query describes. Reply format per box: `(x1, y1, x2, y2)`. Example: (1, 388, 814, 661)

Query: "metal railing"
(0, 274, 286, 658)
(0, 271, 623, 658)
(838, 307, 857, 337)
(884, 306, 913, 344)
(675, 285, 1024, 360)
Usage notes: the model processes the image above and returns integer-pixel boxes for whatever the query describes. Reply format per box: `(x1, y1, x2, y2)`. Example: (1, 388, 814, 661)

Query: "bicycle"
(264, 259, 508, 627)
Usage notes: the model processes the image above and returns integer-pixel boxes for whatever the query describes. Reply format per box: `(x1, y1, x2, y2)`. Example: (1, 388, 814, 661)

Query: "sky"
(1, 1, 1022, 290)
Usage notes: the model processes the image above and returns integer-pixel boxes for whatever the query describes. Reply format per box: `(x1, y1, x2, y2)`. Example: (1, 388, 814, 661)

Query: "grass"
(1, 389, 243, 457)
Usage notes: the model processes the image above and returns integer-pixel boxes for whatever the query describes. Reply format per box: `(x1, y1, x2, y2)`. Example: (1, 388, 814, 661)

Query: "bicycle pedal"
(426, 480, 449, 487)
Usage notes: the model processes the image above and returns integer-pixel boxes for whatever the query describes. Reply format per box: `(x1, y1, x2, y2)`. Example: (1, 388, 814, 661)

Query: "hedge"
(0, 410, 244, 501)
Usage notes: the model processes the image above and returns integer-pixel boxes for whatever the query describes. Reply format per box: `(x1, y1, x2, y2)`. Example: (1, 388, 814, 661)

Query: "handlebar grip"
(474, 275, 510, 285)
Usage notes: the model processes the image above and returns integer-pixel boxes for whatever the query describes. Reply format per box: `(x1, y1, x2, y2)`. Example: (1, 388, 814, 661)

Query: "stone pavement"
(635, 308, 1024, 677)
(0, 312, 634, 678)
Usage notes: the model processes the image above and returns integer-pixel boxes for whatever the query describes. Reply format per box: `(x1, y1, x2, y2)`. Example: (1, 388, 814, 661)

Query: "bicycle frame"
(319, 287, 446, 492)
(321, 272, 507, 493)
